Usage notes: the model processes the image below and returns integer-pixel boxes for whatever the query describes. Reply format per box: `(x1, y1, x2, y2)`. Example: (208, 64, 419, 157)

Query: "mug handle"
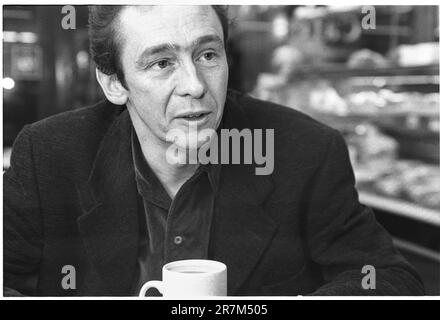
(139, 280, 164, 297)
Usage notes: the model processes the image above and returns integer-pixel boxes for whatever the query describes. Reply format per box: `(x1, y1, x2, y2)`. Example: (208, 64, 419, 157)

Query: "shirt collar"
(131, 128, 171, 209)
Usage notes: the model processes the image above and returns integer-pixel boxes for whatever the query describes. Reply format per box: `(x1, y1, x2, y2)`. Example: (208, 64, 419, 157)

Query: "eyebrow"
(135, 34, 224, 67)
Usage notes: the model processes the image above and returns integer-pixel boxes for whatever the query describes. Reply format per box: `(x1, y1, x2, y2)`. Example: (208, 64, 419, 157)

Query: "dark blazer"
(4, 91, 424, 296)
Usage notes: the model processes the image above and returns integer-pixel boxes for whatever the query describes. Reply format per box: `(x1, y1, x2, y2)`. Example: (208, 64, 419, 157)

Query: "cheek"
(129, 80, 174, 118)
(204, 65, 228, 99)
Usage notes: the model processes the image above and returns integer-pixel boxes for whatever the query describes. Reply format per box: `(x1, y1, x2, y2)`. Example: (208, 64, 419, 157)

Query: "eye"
(154, 60, 170, 69)
(145, 59, 173, 71)
(198, 50, 218, 63)
(203, 52, 215, 61)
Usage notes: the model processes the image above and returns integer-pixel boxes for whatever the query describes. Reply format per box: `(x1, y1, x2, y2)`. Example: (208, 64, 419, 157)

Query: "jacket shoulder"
(28, 100, 124, 137)
(229, 90, 337, 140)
(227, 91, 344, 179)
(18, 100, 126, 175)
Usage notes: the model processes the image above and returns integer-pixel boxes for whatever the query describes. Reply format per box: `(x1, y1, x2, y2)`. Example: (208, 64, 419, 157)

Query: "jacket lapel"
(209, 94, 278, 295)
(75, 93, 277, 296)
(77, 109, 139, 295)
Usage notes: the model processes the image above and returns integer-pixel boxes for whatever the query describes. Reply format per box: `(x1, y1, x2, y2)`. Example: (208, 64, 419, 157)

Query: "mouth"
(176, 111, 212, 121)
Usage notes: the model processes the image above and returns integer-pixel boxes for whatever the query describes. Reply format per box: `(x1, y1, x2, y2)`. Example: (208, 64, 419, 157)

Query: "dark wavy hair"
(88, 5, 229, 88)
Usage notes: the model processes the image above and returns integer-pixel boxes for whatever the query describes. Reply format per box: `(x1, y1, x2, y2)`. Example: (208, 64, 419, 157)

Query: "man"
(4, 5, 424, 296)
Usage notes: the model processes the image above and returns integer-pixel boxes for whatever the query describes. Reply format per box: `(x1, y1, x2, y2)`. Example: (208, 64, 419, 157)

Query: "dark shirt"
(130, 129, 221, 295)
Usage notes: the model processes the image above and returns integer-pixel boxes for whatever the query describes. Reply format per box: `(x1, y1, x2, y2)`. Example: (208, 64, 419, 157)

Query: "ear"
(95, 69, 128, 105)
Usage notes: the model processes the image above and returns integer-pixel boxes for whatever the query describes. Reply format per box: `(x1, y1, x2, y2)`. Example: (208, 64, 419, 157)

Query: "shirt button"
(174, 236, 183, 245)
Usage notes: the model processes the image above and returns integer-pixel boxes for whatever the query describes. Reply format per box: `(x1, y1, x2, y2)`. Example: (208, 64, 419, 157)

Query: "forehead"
(118, 5, 224, 52)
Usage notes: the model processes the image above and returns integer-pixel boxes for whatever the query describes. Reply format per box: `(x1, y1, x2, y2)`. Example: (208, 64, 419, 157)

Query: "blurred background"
(2, 5, 440, 294)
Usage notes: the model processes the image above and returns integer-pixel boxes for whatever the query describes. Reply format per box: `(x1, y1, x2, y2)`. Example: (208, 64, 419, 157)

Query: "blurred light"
(3, 31, 19, 42)
(272, 14, 289, 39)
(2, 77, 15, 90)
(327, 6, 359, 13)
(76, 51, 89, 69)
(20, 32, 38, 43)
(294, 6, 327, 19)
(3, 31, 38, 43)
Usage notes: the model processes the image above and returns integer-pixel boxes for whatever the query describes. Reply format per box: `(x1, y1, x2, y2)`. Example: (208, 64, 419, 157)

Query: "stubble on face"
(117, 5, 229, 153)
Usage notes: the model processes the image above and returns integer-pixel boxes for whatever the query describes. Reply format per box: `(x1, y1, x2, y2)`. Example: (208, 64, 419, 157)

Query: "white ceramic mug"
(139, 259, 227, 297)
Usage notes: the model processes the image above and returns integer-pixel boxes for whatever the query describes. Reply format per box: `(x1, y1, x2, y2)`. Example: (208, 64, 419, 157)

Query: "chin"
(189, 138, 208, 150)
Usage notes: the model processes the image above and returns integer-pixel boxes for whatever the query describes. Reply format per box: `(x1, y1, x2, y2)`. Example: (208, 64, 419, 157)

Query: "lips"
(176, 111, 211, 120)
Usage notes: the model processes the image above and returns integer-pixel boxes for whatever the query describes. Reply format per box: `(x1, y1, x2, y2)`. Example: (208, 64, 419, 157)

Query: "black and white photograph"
(2, 3, 439, 299)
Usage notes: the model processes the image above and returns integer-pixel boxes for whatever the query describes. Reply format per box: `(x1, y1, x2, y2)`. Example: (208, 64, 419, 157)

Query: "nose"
(175, 59, 207, 99)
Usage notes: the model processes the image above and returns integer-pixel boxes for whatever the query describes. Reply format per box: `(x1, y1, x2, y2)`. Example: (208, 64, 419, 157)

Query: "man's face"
(118, 5, 228, 150)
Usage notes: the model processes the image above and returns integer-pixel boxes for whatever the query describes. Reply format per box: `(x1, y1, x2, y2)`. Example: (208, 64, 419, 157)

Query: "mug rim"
(163, 259, 226, 274)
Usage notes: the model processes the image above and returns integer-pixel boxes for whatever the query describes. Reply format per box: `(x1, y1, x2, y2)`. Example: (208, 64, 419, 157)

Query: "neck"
(141, 138, 199, 199)
(129, 108, 198, 199)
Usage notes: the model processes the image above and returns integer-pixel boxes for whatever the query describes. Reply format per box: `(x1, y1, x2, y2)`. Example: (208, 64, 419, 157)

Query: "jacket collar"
(78, 93, 276, 296)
